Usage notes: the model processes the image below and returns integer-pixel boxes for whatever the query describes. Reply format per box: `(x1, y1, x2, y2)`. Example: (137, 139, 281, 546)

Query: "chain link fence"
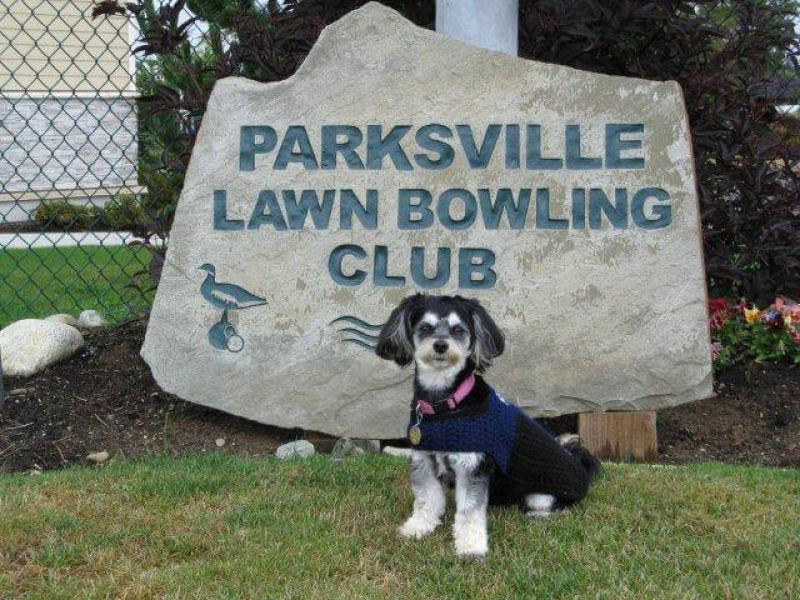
(0, 0, 154, 326)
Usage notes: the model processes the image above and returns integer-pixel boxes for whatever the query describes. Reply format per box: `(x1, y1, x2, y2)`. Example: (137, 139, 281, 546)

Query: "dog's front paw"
(454, 522, 488, 559)
(397, 516, 439, 539)
(455, 541, 488, 560)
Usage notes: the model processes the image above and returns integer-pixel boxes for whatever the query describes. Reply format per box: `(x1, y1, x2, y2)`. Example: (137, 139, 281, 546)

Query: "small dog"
(376, 294, 600, 559)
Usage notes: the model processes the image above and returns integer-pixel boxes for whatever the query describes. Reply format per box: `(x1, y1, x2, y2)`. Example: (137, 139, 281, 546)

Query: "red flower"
(708, 297, 732, 330)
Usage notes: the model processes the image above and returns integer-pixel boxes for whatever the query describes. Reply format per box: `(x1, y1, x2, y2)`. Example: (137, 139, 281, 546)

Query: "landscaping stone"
(331, 438, 366, 459)
(0, 319, 84, 378)
(142, 2, 712, 439)
(45, 313, 80, 327)
(78, 310, 108, 328)
(86, 450, 110, 464)
(215, 438, 226, 447)
(7, 387, 31, 397)
(352, 439, 381, 454)
(383, 446, 412, 458)
(275, 440, 315, 460)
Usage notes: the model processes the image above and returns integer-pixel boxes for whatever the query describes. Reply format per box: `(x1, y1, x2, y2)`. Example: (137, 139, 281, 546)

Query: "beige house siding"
(0, 0, 139, 222)
(0, 0, 135, 95)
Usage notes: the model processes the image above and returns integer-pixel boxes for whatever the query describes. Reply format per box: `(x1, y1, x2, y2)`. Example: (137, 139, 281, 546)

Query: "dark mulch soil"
(658, 363, 800, 467)
(0, 320, 298, 474)
(1, 320, 798, 473)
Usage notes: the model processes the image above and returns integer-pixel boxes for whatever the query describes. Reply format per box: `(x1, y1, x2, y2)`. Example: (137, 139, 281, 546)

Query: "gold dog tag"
(409, 426, 422, 446)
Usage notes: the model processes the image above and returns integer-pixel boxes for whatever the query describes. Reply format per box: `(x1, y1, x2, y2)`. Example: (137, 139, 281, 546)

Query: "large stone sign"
(142, 2, 712, 438)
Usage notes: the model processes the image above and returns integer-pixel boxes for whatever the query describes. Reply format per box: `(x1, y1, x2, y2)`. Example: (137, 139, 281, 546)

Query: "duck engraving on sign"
(199, 263, 267, 352)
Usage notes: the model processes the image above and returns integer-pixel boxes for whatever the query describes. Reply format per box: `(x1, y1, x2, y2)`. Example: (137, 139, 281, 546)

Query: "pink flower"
(775, 297, 800, 321)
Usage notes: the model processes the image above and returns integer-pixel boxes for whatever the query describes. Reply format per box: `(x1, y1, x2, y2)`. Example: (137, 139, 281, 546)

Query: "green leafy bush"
(33, 200, 94, 230)
(33, 197, 146, 231)
(97, 195, 146, 230)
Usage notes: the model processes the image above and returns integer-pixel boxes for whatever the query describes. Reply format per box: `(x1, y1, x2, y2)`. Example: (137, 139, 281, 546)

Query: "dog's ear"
(466, 298, 505, 371)
(375, 294, 426, 366)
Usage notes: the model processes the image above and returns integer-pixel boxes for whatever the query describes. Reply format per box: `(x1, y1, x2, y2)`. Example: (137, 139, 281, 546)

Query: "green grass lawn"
(0, 245, 153, 327)
(1, 454, 798, 599)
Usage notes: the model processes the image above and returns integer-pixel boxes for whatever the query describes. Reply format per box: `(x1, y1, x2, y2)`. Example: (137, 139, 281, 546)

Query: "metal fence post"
(435, 0, 519, 56)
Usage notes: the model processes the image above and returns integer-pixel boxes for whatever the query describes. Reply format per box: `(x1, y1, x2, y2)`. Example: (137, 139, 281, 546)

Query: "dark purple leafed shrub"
(95, 0, 799, 301)
(517, 0, 800, 303)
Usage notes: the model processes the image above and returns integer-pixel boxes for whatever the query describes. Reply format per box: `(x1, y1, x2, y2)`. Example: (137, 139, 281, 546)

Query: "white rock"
(275, 440, 315, 460)
(353, 439, 381, 453)
(215, 438, 226, 447)
(45, 313, 80, 327)
(382, 446, 412, 458)
(78, 310, 108, 328)
(331, 438, 367, 458)
(87, 450, 110, 464)
(0, 319, 84, 377)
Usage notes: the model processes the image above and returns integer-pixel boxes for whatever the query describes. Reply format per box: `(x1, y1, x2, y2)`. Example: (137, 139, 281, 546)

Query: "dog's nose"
(433, 341, 448, 354)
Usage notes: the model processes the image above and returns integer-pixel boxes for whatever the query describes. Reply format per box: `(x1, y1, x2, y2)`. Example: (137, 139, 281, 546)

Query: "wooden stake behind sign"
(578, 411, 658, 462)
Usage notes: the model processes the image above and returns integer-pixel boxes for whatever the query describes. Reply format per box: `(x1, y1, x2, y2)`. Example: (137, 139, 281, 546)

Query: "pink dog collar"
(416, 373, 476, 415)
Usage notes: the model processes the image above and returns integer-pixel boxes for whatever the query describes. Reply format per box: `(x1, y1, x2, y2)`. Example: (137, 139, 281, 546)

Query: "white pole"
(435, 0, 518, 56)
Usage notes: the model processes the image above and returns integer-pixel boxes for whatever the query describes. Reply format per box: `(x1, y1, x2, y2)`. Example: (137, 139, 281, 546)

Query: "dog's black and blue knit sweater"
(409, 375, 593, 507)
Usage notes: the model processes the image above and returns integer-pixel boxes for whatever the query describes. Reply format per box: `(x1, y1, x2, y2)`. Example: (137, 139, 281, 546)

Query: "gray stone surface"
(331, 438, 369, 459)
(78, 310, 108, 328)
(142, 3, 712, 439)
(275, 440, 316, 460)
(0, 319, 84, 377)
(46, 313, 80, 327)
(353, 439, 382, 454)
(86, 450, 110, 464)
(383, 446, 413, 459)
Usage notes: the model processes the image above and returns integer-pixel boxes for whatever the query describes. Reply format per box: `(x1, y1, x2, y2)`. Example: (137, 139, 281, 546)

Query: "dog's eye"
(418, 323, 434, 335)
(451, 325, 466, 336)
